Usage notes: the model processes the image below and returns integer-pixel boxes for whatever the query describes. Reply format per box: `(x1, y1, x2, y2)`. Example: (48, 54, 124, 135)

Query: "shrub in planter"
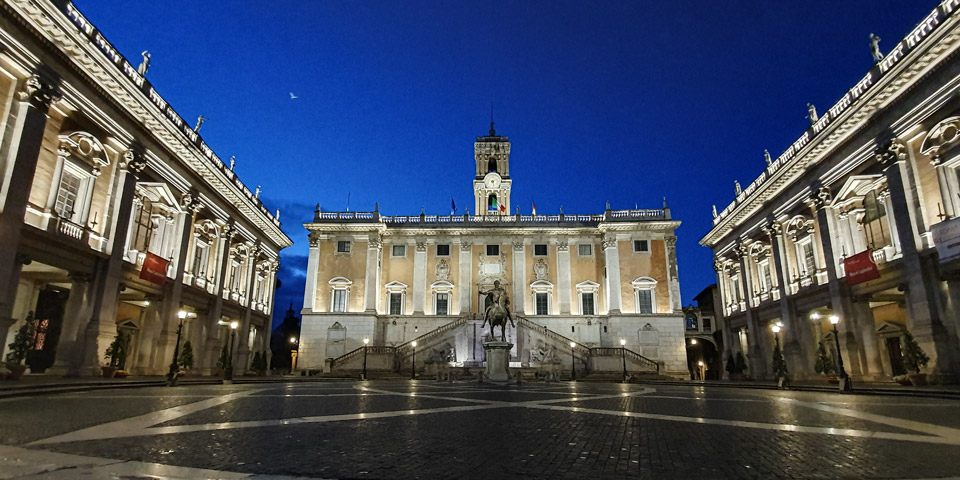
(103, 331, 129, 378)
(5, 315, 36, 380)
(216, 344, 229, 376)
(901, 331, 930, 386)
(178, 341, 194, 374)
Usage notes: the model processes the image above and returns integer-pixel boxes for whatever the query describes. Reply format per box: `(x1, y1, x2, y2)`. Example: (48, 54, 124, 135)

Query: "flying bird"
(289, 92, 298, 99)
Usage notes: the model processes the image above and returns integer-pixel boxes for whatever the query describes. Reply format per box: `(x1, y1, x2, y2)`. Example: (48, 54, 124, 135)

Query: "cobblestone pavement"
(1, 381, 959, 479)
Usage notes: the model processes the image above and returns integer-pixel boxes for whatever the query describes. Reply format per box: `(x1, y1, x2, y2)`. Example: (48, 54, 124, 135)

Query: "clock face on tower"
(483, 172, 502, 190)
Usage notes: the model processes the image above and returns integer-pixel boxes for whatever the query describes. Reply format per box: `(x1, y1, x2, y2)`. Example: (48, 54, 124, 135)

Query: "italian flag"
(491, 196, 505, 212)
(532, 201, 537, 215)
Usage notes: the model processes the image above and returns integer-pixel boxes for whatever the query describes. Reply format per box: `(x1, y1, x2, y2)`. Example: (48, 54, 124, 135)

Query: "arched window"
(488, 157, 497, 173)
(488, 194, 498, 210)
(632, 277, 658, 314)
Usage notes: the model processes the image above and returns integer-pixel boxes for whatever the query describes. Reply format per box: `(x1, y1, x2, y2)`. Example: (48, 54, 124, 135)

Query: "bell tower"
(473, 122, 512, 216)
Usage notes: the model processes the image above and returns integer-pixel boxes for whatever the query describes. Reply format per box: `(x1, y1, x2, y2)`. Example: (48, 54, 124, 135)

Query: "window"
(578, 244, 592, 256)
(758, 260, 772, 292)
(389, 292, 402, 315)
(534, 244, 547, 256)
(535, 293, 548, 315)
(486, 244, 499, 256)
(193, 240, 209, 276)
(332, 289, 347, 312)
(862, 191, 891, 250)
(685, 314, 698, 330)
(632, 277, 657, 314)
(392, 245, 406, 257)
(54, 168, 83, 220)
(634, 240, 649, 252)
(730, 274, 742, 302)
(337, 241, 351, 253)
(131, 198, 158, 252)
(229, 260, 242, 291)
(436, 244, 450, 256)
(581, 292, 595, 315)
(797, 240, 816, 276)
(637, 290, 653, 314)
(435, 293, 448, 315)
(703, 317, 712, 331)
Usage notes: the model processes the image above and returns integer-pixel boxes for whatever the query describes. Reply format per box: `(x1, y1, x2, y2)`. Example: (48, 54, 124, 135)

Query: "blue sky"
(73, 1, 936, 327)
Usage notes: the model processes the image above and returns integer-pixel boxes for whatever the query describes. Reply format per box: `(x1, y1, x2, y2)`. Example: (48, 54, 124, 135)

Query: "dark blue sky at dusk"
(74, 1, 935, 328)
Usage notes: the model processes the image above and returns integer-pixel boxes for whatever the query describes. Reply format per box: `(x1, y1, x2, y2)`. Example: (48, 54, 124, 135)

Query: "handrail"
(395, 316, 468, 356)
(589, 347, 659, 373)
(330, 345, 397, 369)
(516, 316, 591, 356)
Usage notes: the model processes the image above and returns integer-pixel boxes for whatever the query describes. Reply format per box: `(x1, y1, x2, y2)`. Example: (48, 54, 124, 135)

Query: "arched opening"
(487, 157, 497, 173)
(488, 194, 498, 210)
(686, 337, 720, 380)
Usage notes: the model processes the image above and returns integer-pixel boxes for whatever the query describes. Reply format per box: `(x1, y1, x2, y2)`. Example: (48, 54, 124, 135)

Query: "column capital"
(805, 185, 832, 210)
(875, 139, 908, 167)
(368, 234, 382, 249)
(601, 237, 616, 249)
(556, 241, 569, 252)
(512, 241, 525, 251)
(120, 145, 148, 176)
(17, 72, 62, 110)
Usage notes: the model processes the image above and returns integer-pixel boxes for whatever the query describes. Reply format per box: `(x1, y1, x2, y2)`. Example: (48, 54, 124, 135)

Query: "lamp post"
(411, 340, 417, 379)
(697, 360, 705, 381)
(224, 320, 238, 383)
(362, 337, 370, 380)
(167, 309, 187, 386)
(829, 314, 851, 392)
(570, 341, 577, 380)
(289, 336, 298, 375)
(619, 338, 627, 382)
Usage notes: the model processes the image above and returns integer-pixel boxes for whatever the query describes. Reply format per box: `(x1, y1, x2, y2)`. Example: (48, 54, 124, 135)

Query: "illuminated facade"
(701, 2, 960, 382)
(0, 1, 292, 376)
(300, 125, 688, 377)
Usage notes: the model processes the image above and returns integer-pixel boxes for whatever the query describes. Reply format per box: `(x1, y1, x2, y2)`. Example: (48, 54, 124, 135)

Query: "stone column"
(75, 146, 147, 375)
(713, 261, 733, 379)
(48, 273, 92, 375)
(303, 235, 320, 311)
(850, 299, 882, 376)
(879, 141, 960, 376)
(263, 261, 278, 370)
(203, 225, 234, 373)
(363, 235, 381, 312)
(602, 236, 622, 314)
(737, 245, 765, 378)
(512, 242, 526, 314)
(931, 155, 956, 219)
(665, 236, 682, 312)
(153, 205, 199, 374)
(459, 242, 472, 314)
(237, 244, 260, 373)
(810, 186, 862, 376)
(765, 221, 811, 376)
(412, 241, 427, 314)
(556, 240, 572, 314)
(0, 73, 61, 343)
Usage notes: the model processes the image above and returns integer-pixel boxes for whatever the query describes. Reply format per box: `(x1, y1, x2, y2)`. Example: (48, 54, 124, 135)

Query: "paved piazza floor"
(0, 381, 959, 479)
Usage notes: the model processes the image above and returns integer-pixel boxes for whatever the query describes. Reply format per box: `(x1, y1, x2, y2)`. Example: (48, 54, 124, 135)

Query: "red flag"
(532, 201, 537, 215)
(139, 252, 169, 285)
(499, 203, 506, 212)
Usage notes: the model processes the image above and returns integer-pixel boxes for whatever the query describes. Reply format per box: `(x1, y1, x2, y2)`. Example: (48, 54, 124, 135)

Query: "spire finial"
(489, 102, 495, 136)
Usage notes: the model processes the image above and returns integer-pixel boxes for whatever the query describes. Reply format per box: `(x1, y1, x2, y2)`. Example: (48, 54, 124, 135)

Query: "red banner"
(139, 252, 169, 285)
(843, 250, 880, 285)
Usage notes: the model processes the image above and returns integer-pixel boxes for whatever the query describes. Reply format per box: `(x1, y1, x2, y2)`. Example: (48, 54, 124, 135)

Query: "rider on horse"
(480, 280, 515, 341)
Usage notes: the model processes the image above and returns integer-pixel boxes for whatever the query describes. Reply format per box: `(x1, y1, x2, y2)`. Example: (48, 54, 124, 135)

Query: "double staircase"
(327, 313, 662, 379)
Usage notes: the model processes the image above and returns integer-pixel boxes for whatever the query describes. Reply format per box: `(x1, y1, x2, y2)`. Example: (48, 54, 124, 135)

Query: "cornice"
(7, 0, 291, 249)
(701, 10, 960, 247)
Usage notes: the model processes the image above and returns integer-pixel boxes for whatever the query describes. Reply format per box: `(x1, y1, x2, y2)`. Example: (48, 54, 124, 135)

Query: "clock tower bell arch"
(474, 122, 512, 216)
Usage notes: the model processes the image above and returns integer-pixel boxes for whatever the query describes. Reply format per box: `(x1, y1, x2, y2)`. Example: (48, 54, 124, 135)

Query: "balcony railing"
(313, 209, 668, 225)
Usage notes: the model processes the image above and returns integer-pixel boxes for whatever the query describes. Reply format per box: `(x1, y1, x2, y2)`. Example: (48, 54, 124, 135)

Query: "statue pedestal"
(483, 341, 513, 383)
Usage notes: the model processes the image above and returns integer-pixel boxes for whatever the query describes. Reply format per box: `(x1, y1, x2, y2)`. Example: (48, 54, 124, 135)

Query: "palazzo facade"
(701, 1, 960, 382)
(300, 126, 688, 377)
(0, 1, 292, 376)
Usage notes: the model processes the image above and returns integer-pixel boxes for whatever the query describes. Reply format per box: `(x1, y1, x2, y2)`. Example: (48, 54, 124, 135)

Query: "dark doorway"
(886, 336, 906, 376)
(27, 287, 69, 373)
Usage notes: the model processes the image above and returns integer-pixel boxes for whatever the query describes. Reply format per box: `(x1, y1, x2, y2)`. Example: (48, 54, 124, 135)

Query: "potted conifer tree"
(102, 331, 128, 378)
(216, 344, 229, 376)
(901, 331, 930, 386)
(5, 315, 36, 380)
(178, 341, 194, 375)
(813, 342, 837, 383)
(772, 342, 789, 388)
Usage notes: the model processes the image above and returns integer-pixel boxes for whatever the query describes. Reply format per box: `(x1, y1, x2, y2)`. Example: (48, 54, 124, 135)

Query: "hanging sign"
(843, 250, 880, 285)
(932, 216, 960, 263)
(139, 252, 169, 285)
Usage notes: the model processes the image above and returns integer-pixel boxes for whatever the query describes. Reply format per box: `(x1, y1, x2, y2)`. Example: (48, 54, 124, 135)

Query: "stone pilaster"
(363, 235, 381, 312)
(203, 224, 234, 373)
(556, 240, 571, 314)
(413, 241, 427, 314)
(602, 237, 622, 314)
(0, 72, 61, 342)
(458, 242, 472, 313)
(512, 242, 525, 314)
(736, 244, 765, 379)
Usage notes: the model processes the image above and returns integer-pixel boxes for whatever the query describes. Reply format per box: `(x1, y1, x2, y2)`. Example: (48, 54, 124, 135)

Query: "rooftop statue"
(807, 103, 818, 124)
(869, 33, 884, 62)
(137, 50, 150, 75)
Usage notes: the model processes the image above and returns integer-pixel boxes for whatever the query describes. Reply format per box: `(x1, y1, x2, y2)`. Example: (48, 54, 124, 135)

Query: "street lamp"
(225, 320, 239, 383)
(697, 360, 705, 381)
(289, 336, 298, 375)
(362, 337, 370, 380)
(167, 309, 187, 386)
(829, 315, 851, 392)
(619, 338, 627, 382)
(690, 338, 697, 345)
(570, 341, 577, 380)
(411, 340, 417, 379)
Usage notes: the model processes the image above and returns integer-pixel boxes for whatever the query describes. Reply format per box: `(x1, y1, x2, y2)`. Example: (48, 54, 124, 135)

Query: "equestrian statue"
(480, 280, 515, 342)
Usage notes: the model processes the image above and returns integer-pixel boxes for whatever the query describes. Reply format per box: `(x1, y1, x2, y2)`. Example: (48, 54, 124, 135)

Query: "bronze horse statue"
(482, 301, 515, 342)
